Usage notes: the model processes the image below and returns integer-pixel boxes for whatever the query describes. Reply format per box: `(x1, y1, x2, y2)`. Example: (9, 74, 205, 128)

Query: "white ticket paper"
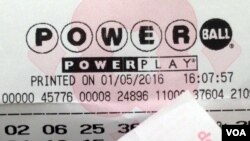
(118, 92, 221, 141)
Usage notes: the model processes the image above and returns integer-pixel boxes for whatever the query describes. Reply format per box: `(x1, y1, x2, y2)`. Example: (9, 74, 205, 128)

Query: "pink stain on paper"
(202, 40, 241, 73)
(71, 0, 198, 114)
(26, 0, 242, 117)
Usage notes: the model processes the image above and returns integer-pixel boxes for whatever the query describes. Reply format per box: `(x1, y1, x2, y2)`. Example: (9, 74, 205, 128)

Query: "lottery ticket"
(0, 0, 250, 140)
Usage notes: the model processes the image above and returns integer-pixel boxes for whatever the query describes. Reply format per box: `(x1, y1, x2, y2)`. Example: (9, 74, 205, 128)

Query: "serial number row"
(2, 88, 250, 104)
(1, 91, 150, 104)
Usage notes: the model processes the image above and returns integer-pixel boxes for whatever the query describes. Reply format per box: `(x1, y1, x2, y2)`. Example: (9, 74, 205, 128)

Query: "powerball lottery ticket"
(1, 0, 250, 140)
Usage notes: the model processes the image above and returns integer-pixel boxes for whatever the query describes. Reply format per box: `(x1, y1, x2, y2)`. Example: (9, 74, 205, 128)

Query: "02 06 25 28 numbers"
(3, 124, 104, 136)
(1, 123, 139, 138)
